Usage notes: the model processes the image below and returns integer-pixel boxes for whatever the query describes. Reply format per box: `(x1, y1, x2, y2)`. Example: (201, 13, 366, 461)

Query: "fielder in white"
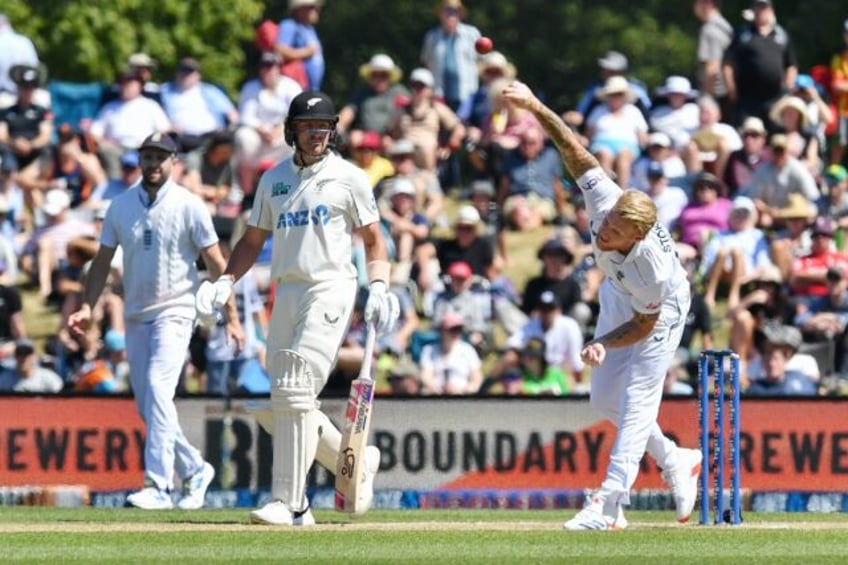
(195, 91, 399, 526)
(69, 132, 244, 510)
(503, 82, 702, 530)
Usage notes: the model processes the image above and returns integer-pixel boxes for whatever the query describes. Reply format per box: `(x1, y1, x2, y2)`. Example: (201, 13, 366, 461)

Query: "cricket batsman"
(196, 91, 399, 525)
(502, 81, 702, 530)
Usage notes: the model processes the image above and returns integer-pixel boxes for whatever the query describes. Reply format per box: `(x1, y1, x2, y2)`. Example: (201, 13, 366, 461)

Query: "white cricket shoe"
(250, 500, 294, 525)
(177, 461, 216, 510)
(126, 486, 173, 510)
(352, 445, 381, 517)
(293, 507, 316, 526)
(662, 447, 703, 523)
(563, 497, 626, 531)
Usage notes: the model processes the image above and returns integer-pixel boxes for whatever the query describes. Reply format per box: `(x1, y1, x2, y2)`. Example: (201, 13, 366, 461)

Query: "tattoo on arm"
(528, 98, 599, 179)
(590, 311, 660, 349)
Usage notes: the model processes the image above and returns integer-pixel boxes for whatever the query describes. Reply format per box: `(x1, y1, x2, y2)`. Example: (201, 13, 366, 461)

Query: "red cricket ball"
(475, 36, 494, 55)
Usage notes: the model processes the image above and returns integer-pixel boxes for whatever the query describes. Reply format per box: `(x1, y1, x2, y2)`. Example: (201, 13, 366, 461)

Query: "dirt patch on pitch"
(1, 520, 848, 533)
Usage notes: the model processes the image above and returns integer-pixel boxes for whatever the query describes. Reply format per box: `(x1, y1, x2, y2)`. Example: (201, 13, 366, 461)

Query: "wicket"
(698, 349, 742, 525)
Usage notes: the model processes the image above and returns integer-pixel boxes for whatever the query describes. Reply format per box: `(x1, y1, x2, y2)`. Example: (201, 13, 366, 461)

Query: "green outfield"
(1, 508, 848, 564)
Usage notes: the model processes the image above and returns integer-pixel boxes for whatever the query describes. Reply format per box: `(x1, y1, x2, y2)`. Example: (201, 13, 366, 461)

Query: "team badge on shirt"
(272, 183, 291, 197)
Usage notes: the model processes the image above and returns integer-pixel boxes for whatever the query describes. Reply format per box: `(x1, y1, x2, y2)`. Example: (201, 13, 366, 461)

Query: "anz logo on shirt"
(277, 204, 331, 229)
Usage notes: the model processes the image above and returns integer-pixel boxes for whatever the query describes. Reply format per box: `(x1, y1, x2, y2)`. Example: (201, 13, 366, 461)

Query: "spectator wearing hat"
(585, 75, 649, 190)
(721, 0, 798, 128)
(745, 324, 818, 396)
(338, 54, 409, 141)
(831, 19, 848, 167)
(788, 217, 848, 300)
(414, 204, 494, 316)
(494, 290, 584, 388)
(21, 188, 96, 302)
(743, 132, 819, 228)
(387, 356, 421, 396)
(630, 131, 687, 192)
(768, 95, 820, 175)
(693, 0, 734, 120)
(419, 311, 483, 395)
(457, 51, 517, 141)
(234, 52, 303, 199)
(388, 67, 465, 174)
(498, 125, 566, 231)
(521, 237, 584, 322)
(676, 171, 732, 254)
(181, 131, 239, 217)
(564, 50, 651, 131)
(0, 13, 38, 105)
(683, 94, 742, 179)
(0, 339, 63, 393)
(723, 116, 770, 196)
(0, 64, 52, 194)
(87, 150, 141, 206)
(700, 195, 773, 309)
(383, 177, 429, 286)
(818, 165, 848, 233)
(420, 0, 481, 112)
(795, 265, 848, 342)
(791, 74, 834, 155)
(127, 53, 162, 103)
(378, 138, 444, 222)
(275, 0, 324, 91)
(516, 337, 571, 396)
(89, 69, 171, 178)
(348, 130, 394, 189)
(649, 75, 701, 150)
(769, 193, 817, 279)
(159, 57, 239, 154)
(644, 161, 689, 232)
(467, 178, 507, 264)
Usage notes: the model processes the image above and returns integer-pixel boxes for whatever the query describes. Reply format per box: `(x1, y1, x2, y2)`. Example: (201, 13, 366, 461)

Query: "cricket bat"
(335, 322, 377, 513)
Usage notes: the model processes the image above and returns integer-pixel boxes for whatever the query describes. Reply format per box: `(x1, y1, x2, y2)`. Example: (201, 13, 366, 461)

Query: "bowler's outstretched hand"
(581, 342, 607, 367)
(501, 81, 537, 110)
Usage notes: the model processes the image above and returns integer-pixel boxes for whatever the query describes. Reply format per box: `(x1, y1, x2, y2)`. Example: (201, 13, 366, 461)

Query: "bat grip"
(359, 322, 377, 384)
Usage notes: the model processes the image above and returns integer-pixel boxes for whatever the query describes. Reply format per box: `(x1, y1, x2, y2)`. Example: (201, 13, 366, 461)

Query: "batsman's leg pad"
(313, 411, 342, 471)
(270, 349, 320, 513)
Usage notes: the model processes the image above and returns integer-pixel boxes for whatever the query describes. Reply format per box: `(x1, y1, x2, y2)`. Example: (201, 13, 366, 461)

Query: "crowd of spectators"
(1, 0, 848, 399)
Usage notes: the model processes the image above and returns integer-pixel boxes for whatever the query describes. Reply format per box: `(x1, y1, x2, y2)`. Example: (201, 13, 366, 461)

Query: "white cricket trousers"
(125, 315, 205, 491)
(589, 279, 690, 506)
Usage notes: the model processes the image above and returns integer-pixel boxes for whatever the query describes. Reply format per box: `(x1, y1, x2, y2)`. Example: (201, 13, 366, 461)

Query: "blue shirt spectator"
(276, 0, 325, 91)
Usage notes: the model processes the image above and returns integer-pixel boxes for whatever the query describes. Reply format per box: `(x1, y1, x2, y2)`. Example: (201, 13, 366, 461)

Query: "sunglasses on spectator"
(370, 72, 391, 80)
(410, 81, 429, 90)
(444, 326, 464, 334)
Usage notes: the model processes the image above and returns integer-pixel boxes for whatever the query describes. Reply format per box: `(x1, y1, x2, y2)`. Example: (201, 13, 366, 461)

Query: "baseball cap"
(522, 337, 546, 358)
(731, 196, 756, 215)
(597, 50, 628, 72)
(739, 116, 766, 136)
(648, 132, 672, 148)
(42, 189, 71, 216)
(769, 133, 789, 149)
(751, 0, 772, 6)
(538, 290, 559, 309)
(647, 161, 665, 178)
(128, 53, 156, 69)
(811, 217, 834, 237)
(454, 204, 481, 226)
(447, 261, 473, 280)
(761, 322, 801, 353)
(14, 338, 36, 357)
(440, 311, 465, 330)
(470, 179, 495, 197)
(390, 178, 417, 198)
(795, 74, 815, 90)
(824, 164, 848, 184)
(355, 130, 382, 150)
(139, 132, 178, 154)
(537, 237, 573, 263)
(120, 150, 139, 169)
(410, 68, 435, 88)
(177, 57, 201, 74)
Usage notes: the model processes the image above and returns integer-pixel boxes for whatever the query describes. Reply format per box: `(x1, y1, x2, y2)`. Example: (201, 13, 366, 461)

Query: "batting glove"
(196, 275, 234, 317)
(363, 281, 400, 336)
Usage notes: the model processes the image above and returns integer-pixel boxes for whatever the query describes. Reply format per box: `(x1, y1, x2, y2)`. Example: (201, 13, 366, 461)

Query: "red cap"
(447, 261, 472, 280)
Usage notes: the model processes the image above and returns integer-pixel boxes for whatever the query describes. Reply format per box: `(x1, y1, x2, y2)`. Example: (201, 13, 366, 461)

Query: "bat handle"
(359, 321, 377, 384)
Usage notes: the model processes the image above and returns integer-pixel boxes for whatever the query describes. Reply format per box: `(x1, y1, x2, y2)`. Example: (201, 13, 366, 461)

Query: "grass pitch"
(2, 508, 848, 564)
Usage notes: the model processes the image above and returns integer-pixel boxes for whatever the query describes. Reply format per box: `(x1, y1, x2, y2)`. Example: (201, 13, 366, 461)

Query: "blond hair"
(612, 189, 657, 237)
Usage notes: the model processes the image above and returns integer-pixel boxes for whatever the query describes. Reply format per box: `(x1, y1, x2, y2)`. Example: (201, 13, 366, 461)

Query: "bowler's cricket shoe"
(126, 486, 174, 510)
(177, 461, 216, 510)
(562, 497, 626, 531)
(662, 447, 703, 523)
(352, 445, 381, 517)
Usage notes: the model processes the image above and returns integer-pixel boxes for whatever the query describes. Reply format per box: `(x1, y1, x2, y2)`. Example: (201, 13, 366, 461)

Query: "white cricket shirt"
(100, 180, 218, 322)
(249, 152, 379, 284)
(577, 167, 688, 315)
